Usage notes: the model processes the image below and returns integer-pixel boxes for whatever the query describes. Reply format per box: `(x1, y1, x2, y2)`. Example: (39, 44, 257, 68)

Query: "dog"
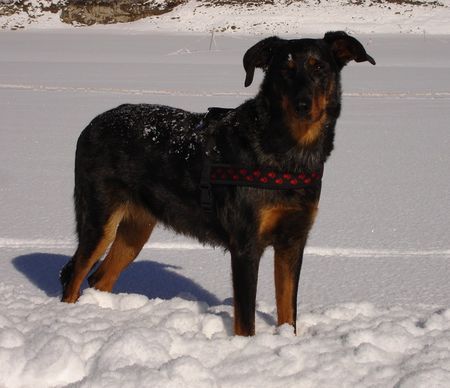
(60, 31, 375, 336)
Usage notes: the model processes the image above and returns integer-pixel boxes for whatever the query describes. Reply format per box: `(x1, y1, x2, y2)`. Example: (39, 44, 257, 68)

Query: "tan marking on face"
(281, 95, 326, 146)
(307, 56, 318, 67)
(282, 76, 336, 147)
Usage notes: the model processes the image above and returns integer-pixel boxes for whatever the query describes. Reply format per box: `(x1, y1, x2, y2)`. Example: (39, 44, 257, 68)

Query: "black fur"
(60, 31, 375, 336)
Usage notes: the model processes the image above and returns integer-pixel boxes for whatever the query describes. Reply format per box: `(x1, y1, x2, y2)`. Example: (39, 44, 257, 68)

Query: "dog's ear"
(323, 31, 376, 69)
(243, 36, 283, 87)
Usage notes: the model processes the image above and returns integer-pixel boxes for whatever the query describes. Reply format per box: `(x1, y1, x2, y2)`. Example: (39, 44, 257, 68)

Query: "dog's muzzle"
(295, 98, 312, 116)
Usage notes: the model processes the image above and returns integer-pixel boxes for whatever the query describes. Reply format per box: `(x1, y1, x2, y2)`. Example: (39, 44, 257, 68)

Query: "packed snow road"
(0, 32, 449, 387)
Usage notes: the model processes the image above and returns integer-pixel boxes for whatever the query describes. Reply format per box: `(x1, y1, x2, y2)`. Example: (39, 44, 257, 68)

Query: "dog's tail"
(73, 128, 93, 243)
(59, 134, 85, 289)
(60, 123, 112, 291)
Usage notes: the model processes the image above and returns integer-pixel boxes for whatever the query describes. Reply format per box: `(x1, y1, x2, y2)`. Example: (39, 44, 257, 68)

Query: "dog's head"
(243, 32, 375, 88)
(243, 32, 375, 145)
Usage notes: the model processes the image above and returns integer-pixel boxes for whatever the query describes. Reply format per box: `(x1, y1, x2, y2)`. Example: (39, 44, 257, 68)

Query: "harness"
(199, 107, 324, 213)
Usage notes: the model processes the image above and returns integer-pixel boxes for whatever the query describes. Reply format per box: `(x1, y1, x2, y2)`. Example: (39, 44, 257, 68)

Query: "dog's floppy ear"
(323, 31, 376, 69)
(243, 36, 283, 87)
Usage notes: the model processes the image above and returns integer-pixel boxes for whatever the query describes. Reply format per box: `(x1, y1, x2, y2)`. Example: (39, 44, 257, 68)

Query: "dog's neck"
(245, 92, 338, 171)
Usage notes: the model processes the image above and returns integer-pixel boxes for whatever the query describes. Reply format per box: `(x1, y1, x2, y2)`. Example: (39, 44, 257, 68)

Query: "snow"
(1, 0, 450, 35)
(0, 22, 450, 388)
(1, 285, 450, 387)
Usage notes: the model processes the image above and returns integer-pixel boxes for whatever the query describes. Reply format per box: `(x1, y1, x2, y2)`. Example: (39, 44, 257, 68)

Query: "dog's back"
(73, 103, 226, 242)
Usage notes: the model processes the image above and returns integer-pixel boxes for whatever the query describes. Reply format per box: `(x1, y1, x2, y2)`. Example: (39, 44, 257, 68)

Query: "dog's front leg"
(274, 244, 305, 334)
(230, 244, 262, 336)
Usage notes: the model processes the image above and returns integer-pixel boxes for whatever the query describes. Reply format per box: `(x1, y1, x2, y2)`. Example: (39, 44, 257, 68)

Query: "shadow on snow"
(13, 252, 222, 306)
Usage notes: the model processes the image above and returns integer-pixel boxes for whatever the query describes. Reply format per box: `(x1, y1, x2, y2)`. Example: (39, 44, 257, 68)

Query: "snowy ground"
(1, 0, 450, 35)
(0, 31, 449, 386)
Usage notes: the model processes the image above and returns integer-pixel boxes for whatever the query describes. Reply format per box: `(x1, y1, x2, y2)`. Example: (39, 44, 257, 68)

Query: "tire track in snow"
(0, 83, 252, 98)
(1, 238, 449, 258)
(2, 83, 450, 99)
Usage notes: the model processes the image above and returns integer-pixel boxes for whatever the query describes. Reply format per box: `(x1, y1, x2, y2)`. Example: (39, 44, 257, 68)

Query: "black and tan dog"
(60, 31, 375, 336)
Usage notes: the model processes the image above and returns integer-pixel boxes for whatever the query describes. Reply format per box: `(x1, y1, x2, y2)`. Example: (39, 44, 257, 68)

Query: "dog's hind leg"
(88, 205, 156, 292)
(61, 206, 126, 303)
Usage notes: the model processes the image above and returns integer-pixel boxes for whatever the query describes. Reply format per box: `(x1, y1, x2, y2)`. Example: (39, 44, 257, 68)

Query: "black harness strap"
(199, 107, 234, 213)
(200, 156, 213, 213)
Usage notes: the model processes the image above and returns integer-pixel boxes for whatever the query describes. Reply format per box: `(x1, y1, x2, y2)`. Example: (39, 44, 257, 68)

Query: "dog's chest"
(257, 201, 319, 246)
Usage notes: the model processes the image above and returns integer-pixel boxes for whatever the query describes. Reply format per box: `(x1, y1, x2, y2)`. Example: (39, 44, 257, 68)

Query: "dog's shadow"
(13, 253, 222, 307)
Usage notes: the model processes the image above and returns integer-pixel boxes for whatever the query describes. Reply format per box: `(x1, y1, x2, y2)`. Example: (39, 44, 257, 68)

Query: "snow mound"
(1, 284, 450, 387)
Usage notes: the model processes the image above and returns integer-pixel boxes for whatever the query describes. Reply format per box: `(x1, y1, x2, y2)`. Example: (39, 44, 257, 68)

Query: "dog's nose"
(296, 99, 312, 115)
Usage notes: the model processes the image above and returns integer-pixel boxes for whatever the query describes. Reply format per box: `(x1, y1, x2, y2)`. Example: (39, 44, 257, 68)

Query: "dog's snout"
(295, 98, 312, 115)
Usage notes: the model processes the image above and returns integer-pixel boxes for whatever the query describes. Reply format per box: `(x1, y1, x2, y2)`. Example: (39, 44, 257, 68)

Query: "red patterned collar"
(209, 163, 322, 189)
(200, 162, 323, 212)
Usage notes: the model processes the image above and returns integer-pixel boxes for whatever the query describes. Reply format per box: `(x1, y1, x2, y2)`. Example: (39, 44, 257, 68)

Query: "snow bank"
(1, 284, 450, 387)
(1, 0, 450, 34)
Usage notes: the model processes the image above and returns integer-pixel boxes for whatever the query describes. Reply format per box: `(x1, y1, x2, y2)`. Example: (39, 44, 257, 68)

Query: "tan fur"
(258, 205, 303, 239)
(261, 202, 319, 331)
(88, 204, 157, 292)
(259, 202, 319, 239)
(309, 202, 319, 225)
(281, 95, 326, 146)
(274, 247, 298, 327)
(62, 206, 127, 303)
